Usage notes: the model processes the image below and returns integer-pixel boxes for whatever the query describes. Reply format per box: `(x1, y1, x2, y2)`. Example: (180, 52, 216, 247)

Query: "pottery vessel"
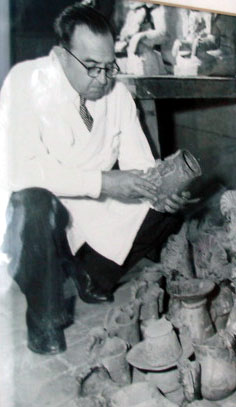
(193, 335, 236, 401)
(109, 382, 177, 407)
(127, 317, 186, 371)
(168, 279, 215, 342)
(104, 302, 140, 347)
(144, 318, 182, 367)
(77, 365, 119, 398)
(146, 367, 180, 393)
(143, 149, 202, 212)
(87, 328, 131, 385)
(131, 280, 164, 335)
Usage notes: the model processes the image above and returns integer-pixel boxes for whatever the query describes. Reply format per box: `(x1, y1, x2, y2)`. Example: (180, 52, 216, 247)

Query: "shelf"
(118, 75, 236, 99)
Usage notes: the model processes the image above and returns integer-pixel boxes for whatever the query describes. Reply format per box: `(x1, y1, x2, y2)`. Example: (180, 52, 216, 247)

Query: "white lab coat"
(0, 49, 155, 264)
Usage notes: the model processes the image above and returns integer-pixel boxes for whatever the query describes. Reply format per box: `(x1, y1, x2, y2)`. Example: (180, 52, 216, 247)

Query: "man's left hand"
(164, 191, 200, 214)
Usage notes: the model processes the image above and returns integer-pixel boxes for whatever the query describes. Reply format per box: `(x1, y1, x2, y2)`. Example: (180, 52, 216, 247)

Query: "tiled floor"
(2, 258, 236, 407)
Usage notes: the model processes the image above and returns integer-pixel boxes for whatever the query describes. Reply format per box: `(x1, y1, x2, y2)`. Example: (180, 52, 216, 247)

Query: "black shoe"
(71, 267, 114, 304)
(26, 312, 66, 355)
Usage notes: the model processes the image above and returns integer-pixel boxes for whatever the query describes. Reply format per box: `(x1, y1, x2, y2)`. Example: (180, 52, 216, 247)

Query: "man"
(0, 3, 190, 355)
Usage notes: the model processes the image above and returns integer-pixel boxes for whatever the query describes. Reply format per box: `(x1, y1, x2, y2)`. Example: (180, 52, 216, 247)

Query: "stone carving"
(143, 149, 202, 213)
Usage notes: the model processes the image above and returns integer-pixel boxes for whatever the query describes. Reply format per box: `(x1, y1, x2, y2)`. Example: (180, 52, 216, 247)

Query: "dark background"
(10, 0, 116, 65)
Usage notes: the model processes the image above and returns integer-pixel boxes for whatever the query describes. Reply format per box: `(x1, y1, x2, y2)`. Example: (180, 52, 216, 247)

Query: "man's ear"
(54, 45, 67, 65)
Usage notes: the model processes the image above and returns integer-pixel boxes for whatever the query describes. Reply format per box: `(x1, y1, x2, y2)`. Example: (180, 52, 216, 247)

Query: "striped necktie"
(79, 96, 93, 132)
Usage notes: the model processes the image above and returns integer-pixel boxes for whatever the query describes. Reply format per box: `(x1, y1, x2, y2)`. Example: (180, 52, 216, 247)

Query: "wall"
(158, 99, 236, 193)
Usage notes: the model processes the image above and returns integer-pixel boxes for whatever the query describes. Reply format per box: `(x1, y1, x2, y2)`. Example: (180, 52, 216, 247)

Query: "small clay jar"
(193, 335, 236, 401)
(104, 303, 140, 347)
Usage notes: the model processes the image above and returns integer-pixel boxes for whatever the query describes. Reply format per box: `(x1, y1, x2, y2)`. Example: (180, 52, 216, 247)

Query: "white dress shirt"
(0, 49, 155, 265)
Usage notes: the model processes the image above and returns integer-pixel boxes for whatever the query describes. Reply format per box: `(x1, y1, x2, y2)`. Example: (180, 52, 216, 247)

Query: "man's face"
(61, 25, 115, 100)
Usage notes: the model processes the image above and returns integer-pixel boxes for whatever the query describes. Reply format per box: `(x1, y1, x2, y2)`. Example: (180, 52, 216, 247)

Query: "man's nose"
(96, 69, 107, 85)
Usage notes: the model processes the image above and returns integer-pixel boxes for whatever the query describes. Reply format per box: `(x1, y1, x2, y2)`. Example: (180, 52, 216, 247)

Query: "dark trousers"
(2, 188, 182, 329)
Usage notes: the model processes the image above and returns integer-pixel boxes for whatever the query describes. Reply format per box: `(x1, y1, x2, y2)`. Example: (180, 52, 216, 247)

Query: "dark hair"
(54, 3, 115, 48)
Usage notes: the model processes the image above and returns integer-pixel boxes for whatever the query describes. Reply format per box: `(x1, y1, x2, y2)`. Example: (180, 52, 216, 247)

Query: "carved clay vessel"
(104, 302, 140, 347)
(143, 149, 202, 212)
(168, 279, 215, 342)
(193, 334, 236, 401)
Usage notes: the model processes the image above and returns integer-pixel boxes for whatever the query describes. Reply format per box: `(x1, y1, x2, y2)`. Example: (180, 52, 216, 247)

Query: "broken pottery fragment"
(104, 302, 140, 347)
(87, 327, 131, 385)
(109, 382, 177, 407)
(77, 365, 119, 399)
(143, 149, 202, 213)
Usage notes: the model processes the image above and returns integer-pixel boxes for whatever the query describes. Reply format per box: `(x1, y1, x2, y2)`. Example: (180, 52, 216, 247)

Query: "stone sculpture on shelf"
(115, 2, 189, 75)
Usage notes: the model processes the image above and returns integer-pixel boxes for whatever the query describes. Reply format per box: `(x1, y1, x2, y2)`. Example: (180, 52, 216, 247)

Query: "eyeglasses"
(63, 47, 120, 79)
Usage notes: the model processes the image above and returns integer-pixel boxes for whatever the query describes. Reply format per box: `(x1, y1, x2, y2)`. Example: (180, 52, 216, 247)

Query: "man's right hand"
(101, 170, 157, 203)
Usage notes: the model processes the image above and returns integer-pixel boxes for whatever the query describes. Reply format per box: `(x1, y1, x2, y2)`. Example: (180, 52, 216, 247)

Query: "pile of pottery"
(77, 260, 236, 406)
(77, 189, 236, 406)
